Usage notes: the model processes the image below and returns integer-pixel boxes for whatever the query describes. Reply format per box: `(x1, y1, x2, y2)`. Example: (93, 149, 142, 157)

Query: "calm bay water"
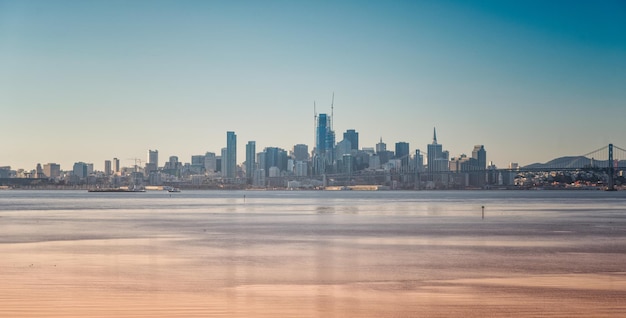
(1, 190, 626, 317)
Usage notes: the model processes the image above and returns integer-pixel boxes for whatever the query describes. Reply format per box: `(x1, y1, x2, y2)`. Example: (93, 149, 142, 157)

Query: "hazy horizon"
(2, 0, 625, 171)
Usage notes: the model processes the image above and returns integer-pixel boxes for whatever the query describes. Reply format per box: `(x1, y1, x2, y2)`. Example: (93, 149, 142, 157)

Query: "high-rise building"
(293, 144, 309, 162)
(73, 162, 88, 178)
(395, 142, 410, 168)
(256, 152, 266, 176)
(43, 163, 61, 178)
(335, 139, 352, 158)
(148, 150, 158, 167)
(414, 150, 424, 172)
(190, 155, 205, 174)
(313, 112, 335, 174)
(104, 160, 112, 176)
(35, 163, 44, 178)
(246, 141, 256, 183)
(472, 145, 487, 187)
(220, 148, 228, 177)
(427, 127, 449, 172)
(343, 129, 359, 150)
(263, 147, 287, 176)
(191, 155, 205, 165)
(113, 158, 120, 173)
(376, 137, 386, 153)
(472, 145, 487, 170)
(226, 131, 237, 179)
(316, 114, 329, 155)
(204, 152, 216, 172)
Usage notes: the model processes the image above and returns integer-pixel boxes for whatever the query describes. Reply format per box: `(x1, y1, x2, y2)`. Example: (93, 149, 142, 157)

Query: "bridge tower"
(608, 144, 615, 190)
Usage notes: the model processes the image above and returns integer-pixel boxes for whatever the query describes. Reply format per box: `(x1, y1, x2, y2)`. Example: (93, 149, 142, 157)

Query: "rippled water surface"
(1, 190, 626, 317)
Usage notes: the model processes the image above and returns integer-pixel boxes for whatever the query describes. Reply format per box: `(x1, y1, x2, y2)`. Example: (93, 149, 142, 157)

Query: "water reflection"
(1, 190, 626, 317)
(315, 206, 335, 214)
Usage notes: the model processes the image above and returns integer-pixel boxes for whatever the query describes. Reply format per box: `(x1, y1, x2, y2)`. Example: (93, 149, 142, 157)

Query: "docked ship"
(88, 186, 145, 193)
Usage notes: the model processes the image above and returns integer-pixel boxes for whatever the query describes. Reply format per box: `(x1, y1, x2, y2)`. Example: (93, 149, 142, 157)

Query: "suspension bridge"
(314, 143, 626, 190)
(508, 143, 626, 190)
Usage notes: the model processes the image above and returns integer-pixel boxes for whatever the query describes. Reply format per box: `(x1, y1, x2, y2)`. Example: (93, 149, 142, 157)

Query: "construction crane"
(126, 158, 144, 173)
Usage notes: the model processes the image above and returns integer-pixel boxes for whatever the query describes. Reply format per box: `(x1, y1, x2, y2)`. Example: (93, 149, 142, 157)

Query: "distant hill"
(524, 156, 626, 170)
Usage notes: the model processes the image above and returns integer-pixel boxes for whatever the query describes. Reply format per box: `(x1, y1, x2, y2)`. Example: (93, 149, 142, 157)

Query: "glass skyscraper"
(226, 131, 237, 179)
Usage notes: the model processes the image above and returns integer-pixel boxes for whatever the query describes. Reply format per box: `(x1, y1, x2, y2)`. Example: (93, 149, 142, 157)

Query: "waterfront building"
(226, 131, 237, 179)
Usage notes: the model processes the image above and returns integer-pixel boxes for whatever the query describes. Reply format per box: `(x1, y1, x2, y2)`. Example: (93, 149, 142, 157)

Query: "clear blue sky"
(1, 0, 625, 170)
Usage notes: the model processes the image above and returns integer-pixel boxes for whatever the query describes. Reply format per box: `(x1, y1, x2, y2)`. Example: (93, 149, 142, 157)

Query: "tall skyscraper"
(316, 114, 329, 155)
(220, 148, 228, 177)
(472, 145, 487, 186)
(472, 145, 487, 170)
(427, 127, 449, 172)
(263, 147, 287, 176)
(293, 144, 309, 162)
(395, 142, 410, 167)
(246, 141, 256, 183)
(148, 150, 158, 167)
(104, 160, 112, 176)
(146, 149, 159, 175)
(226, 131, 237, 179)
(113, 158, 120, 173)
(343, 129, 359, 151)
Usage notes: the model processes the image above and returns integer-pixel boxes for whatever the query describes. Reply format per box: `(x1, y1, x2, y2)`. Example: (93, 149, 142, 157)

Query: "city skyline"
(2, 1, 625, 170)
